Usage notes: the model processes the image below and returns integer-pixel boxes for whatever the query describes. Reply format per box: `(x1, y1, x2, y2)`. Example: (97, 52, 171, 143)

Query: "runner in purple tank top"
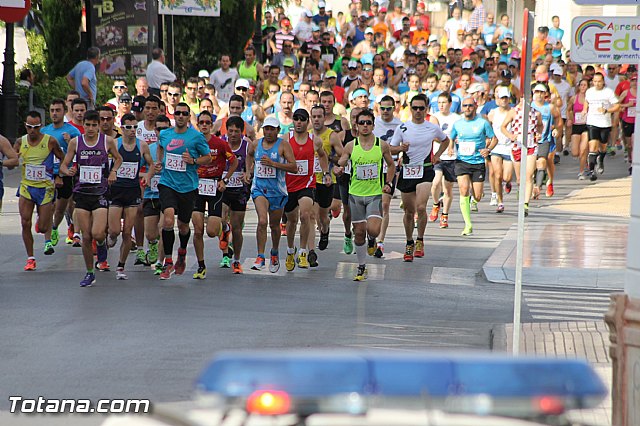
(60, 110, 122, 288)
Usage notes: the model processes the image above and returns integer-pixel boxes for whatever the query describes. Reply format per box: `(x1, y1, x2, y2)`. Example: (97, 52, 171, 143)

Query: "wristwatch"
(222, 177, 229, 184)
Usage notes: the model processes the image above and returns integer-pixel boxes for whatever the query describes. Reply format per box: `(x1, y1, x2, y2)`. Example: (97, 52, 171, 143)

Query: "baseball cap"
(312, 24, 321, 31)
(504, 31, 513, 39)
(468, 83, 485, 94)
(281, 18, 291, 26)
(365, 27, 374, 34)
(293, 108, 310, 121)
(552, 67, 563, 76)
(311, 45, 321, 52)
(304, 9, 313, 17)
(457, 29, 465, 35)
(428, 35, 438, 44)
(325, 70, 337, 78)
(348, 60, 359, 69)
(501, 69, 513, 79)
(533, 83, 548, 92)
(283, 58, 295, 68)
(119, 93, 132, 102)
(462, 60, 473, 70)
(132, 95, 146, 112)
(235, 78, 250, 89)
(318, 1, 326, 8)
(379, 7, 387, 13)
(496, 86, 511, 99)
(198, 69, 210, 78)
(417, 1, 426, 8)
(262, 116, 280, 128)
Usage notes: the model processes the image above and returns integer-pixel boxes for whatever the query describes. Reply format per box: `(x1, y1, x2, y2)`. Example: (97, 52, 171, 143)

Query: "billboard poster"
(159, 0, 221, 17)
(571, 16, 640, 64)
(91, 0, 157, 76)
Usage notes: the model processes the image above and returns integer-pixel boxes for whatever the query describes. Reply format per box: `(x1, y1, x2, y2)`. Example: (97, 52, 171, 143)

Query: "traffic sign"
(0, 0, 31, 23)
(574, 0, 639, 3)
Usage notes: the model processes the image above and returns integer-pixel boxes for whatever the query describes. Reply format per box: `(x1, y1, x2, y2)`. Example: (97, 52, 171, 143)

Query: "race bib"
(227, 171, 244, 188)
(79, 165, 102, 184)
(313, 156, 322, 173)
(116, 161, 139, 180)
(402, 164, 423, 179)
(629, 107, 636, 117)
(322, 54, 334, 64)
(291, 159, 309, 176)
(356, 163, 379, 180)
(574, 112, 586, 124)
(165, 153, 186, 172)
(198, 178, 217, 196)
(25, 164, 47, 182)
(149, 175, 160, 192)
(458, 141, 476, 156)
(344, 161, 352, 175)
(53, 156, 60, 165)
(256, 161, 276, 179)
(382, 161, 388, 173)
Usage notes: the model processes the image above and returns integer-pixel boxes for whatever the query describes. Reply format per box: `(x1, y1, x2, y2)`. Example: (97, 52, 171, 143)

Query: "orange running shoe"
(280, 223, 287, 236)
(414, 240, 425, 258)
(546, 183, 554, 197)
(219, 224, 232, 250)
(428, 203, 440, 222)
(24, 258, 36, 271)
(439, 215, 449, 228)
(232, 260, 243, 274)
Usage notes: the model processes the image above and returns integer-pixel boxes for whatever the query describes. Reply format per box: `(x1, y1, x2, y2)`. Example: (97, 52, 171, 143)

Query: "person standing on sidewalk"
(66, 47, 100, 109)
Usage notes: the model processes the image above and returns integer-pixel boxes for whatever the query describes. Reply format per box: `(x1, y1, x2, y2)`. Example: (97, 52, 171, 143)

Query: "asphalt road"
(0, 151, 630, 424)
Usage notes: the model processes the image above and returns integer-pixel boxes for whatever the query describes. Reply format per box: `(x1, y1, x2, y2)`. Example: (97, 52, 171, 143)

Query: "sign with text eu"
(572, 17, 640, 64)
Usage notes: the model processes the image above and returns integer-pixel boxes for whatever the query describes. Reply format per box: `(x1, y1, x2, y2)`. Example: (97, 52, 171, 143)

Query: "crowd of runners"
(0, 0, 635, 284)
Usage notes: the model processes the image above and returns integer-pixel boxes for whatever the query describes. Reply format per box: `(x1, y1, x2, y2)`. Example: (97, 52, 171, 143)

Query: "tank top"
(74, 134, 109, 195)
(511, 104, 538, 149)
(224, 135, 250, 191)
(622, 90, 636, 124)
(252, 137, 287, 197)
(286, 131, 316, 192)
(19, 134, 54, 189)
(238, 60, 258, 81)
(573, 95, 586, 124)
(241, 102, 255, 126)
(531, 102, 553, 143)
(113, 138, 142, 188)
(327, 116, 343, 133)
(349, 137, 383, 197)
(490, 108, 512, 155)
(277, 114, 294, 136)
(315, 128, 336, 184)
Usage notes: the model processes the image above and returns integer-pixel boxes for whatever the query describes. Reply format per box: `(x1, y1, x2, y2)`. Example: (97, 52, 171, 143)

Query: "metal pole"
(166, 15, 174, 72)
(147, 0, 155, 64)
(253, 0, 263, 63)
(2, 22, 18, 142)
(512, 8, 534, 356)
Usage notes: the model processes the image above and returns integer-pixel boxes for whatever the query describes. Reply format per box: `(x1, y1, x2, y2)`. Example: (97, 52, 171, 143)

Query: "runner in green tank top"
(335, 109, 395, 282)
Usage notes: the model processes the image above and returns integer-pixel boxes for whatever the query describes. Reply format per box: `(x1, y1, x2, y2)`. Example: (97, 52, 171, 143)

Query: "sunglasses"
(198, 86, 205, 90)
(113, 85, 127, 89)
(100, 117, 113, 121)
(380, 106, 394, 111)
(24, 123, 41, 129)
(293, 115, 308, 122)
(160, 90, 168, 93)
(174, 111, 190, 116)
(198, 120, 212, 125)
(167, 92, 181, 97)
(120, 100, 132, 104)
(121, 125, 136, 130)
(236, 87, 249, 92)
(411, 106, 426, 111)
(358, 120, 373, 125)
(363, 68, 373, 72)
(462, 103, 475, 108)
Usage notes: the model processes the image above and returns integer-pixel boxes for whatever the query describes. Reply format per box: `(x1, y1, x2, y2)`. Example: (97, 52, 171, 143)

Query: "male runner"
(0, 134, 19, 212)
(60, 110, 123, 287)
(486, 86, 514, 212)
(531, 83, 562, 197)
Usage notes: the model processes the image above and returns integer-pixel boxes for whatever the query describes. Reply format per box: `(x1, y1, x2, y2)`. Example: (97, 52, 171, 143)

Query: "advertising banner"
(158, 0, 220, 17)
(571, 16, 640, 64)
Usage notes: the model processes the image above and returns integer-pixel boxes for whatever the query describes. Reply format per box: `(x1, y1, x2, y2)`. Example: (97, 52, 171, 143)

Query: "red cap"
(380, 7, 387, 12)
(417, 2, 426, 8)
(281, 18, 290, 26)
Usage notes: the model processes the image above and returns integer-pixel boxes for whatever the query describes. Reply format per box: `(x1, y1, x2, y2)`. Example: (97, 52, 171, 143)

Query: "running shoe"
(367, 238, 376, 256)
(318, 231, 329, 250)
(524, 203, 530, 217)
(96, 242, 108, 263)
(269, 253, 280, 273)
(219, 224, 231, 250)
(135, 248, 148, 266)
(374, 242, 384, 258)
(80, 272, 96, 287)
(471, 198, 478, 212)
(95, 261, 110, 272)
(107, 234, 117, 249)
(219, 256, 231, 268)
(192, 266, 207, 280)
(308, 250, 319, 267)
(331, 208, 340, 218)
(154, 262, 163, 276)
(51, 229, 59, 246)
(399, 200, 404, 210)
(72, 235, 81, 247)
(175, 248, 187, 275)
(251, 256, 265, 270)
(343, 235, 353, 255)
(24, 258, 36, 271)
(596, 156, 605, 174)
(440, 215, 449, 228)
(403, 242, 414, 262)
(44, 241, 55, 255)
(297, 252, 309, 269)
(489, 193, 498, 206)
(546, 183, 554, 197)
(160, 262, 174, 280)
(461, 226, 473, 236)
(116, 268, 128, 280)
(496, 203, 505, 213)
(146, 242, 159, 264)
(553, 155, 560, 164)
(414, 240, 424, 258)
(280, 223, 287, 236)
(429, 203, 440, 222)
(563, 149, 570, 156)
(590, 171, 598, 181)
(578, 172, 585, 180)
(66, 226, 75, 244)
(505, 182, 512, 194)
(232, 260, 243, 274)
(353, 265, 367, 282)
(607, 146, 616, 156)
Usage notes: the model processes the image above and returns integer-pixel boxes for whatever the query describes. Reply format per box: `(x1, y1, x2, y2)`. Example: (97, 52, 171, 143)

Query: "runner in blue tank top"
(531, 83, 563, 199)
(246, 116, 297, 273)
(60, 110, 122, 288)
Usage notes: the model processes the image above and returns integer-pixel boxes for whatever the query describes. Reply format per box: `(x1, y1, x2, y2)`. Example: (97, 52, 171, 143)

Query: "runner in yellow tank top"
(18, 111, 65, 270)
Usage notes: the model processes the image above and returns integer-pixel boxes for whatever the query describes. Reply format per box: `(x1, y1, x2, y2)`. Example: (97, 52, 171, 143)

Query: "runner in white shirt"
(210, 54, 239, 106)
(584, 72, 620, 180)
(486, 86, 514, 213)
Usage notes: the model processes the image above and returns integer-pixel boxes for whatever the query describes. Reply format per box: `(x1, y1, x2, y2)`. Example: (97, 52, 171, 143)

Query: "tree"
(42, 0, 82, 78)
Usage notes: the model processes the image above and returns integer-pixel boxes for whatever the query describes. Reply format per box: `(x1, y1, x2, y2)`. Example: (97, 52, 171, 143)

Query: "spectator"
(135, 77, 149, 97)
(444, 7, 468, 48)
(448, 0, 463, 19)
(468, 0, 486, 32)
(146, 48, 176, 96)
(210, 54, 239, 105)
(492, 14, 512, 45)
(106, 78, 128, 108)
(548, 16, 564, 59)
(294, 10, 314, 44)
(66, 47, 100, 108)
(18, 68, 34, 88)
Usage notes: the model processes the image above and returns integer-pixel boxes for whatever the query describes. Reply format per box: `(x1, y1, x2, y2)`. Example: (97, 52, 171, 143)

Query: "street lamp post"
(253, 0, 263, 62)
(2, 22, 18, 142)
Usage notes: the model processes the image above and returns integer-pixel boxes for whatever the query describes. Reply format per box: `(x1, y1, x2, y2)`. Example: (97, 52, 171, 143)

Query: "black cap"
(501, 69, 513, 79)
(293, 108, 310, 120)
(132, 95, 146, 112)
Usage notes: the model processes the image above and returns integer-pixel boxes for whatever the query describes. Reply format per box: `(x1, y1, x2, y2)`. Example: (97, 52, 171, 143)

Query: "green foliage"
(42, 0, 82, 78)
(23, 31, 48, 83)
(172, 0, 255, 80)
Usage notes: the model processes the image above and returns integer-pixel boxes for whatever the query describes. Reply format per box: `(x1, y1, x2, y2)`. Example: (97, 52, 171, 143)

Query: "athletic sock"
(598, 151, 606, 165)
(460, 195, 472, 228)
(355, 242, 366, 265)
(270, 248, 278, 257)
(178, 230, 191, 249)
(162, 228, 175, 256)
(198, 260, 205, 268)
(45, 239, 51, 244)
(535, 169, 545, 187)
(117, 262, 125, 268)
(287, 247, 296, 255)
(588, 152, 598, 171)
(299, 248, 307, 255)
(345, 232, 352, 238)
